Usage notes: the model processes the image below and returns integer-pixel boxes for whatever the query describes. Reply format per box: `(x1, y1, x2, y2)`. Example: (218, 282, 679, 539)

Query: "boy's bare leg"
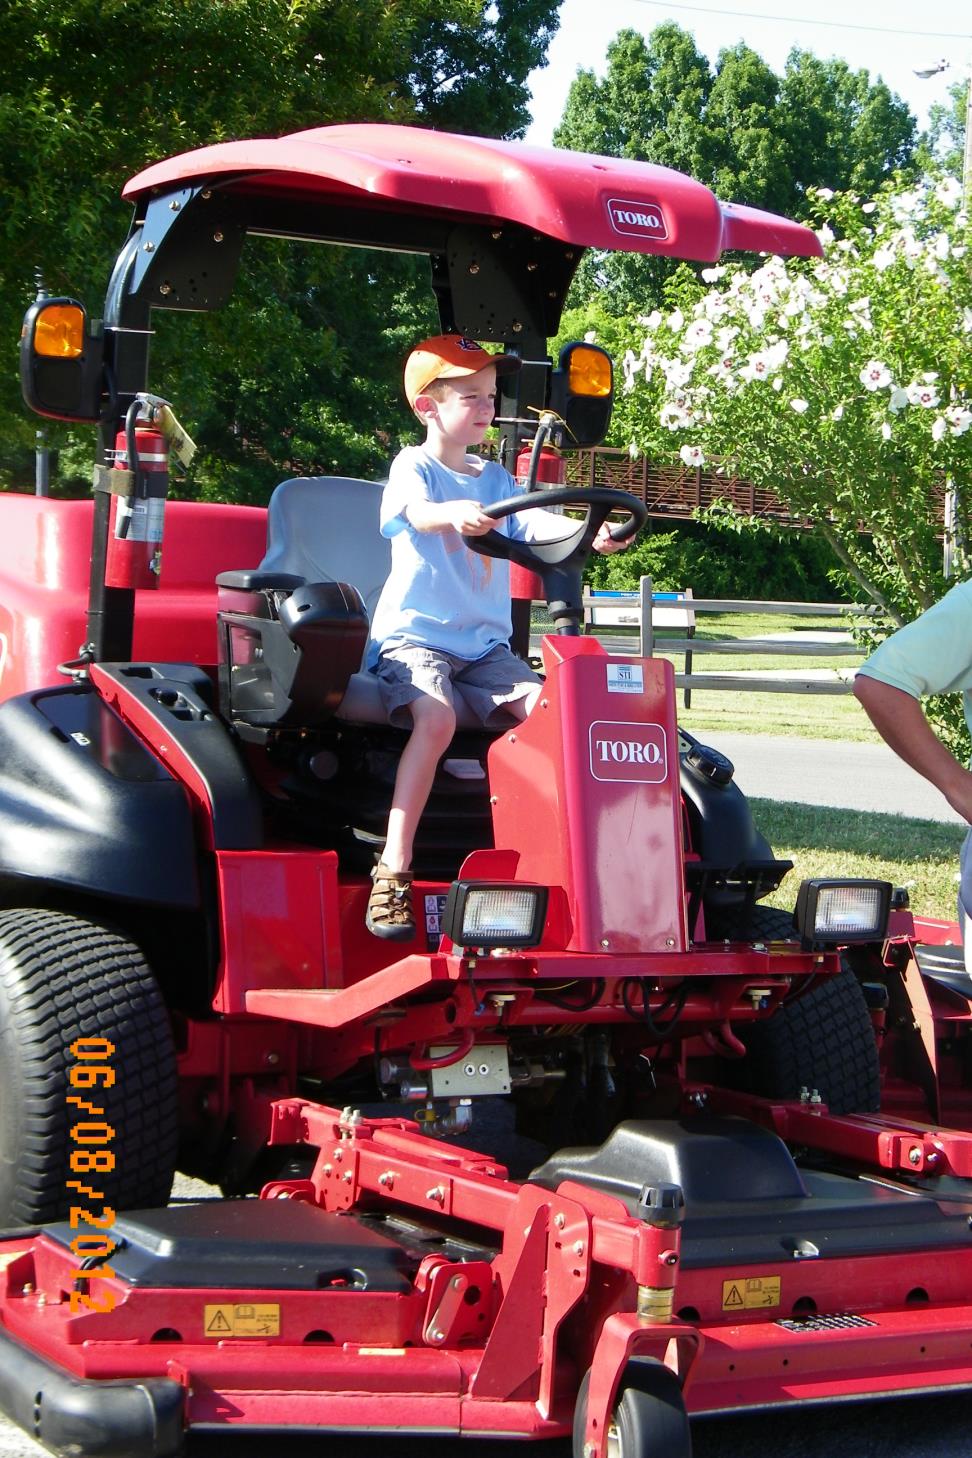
(382, 693, 456, 873)
(507, 683, 542, 721)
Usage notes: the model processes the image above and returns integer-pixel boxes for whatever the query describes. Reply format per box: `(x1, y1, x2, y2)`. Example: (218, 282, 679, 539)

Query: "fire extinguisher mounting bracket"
(92, 465, 136, 496)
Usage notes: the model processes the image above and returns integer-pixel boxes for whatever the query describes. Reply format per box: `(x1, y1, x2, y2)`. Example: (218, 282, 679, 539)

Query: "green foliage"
(586, 517, 837, 601)
(553, 23, 917, 311)
(608, 172, 972, 755)
(0, 0, 561, 498)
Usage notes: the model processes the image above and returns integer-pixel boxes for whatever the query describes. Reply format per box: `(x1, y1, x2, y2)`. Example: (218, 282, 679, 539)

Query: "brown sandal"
(365, 863, 415, 941)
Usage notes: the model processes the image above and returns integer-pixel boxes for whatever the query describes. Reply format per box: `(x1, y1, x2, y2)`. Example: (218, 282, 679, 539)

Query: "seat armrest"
(216, 570, 306, 591)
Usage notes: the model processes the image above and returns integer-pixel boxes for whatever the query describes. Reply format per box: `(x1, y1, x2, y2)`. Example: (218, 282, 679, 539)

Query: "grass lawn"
(653, 612, 880, 744)
(679, 688, 874, 742)
(751, 798, 965, 922)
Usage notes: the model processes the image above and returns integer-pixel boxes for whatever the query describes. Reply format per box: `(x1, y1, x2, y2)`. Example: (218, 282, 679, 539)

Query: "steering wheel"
(463, 486, 647, 634)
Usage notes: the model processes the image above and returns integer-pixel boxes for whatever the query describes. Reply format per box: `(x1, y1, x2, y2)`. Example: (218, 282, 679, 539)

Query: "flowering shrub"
(612, 175, 972, 631)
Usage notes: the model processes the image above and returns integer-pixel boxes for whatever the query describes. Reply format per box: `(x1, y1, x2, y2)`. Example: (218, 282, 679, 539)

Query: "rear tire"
(573, 1361, 692, 1458)
(711, 904, 880, 1113)
(0, 908, 179, 1225)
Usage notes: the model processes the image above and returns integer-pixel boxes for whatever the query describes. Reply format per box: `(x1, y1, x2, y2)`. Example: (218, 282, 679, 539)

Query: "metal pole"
(963, 71, 972, 213)
(32, 272, 51, 498)
(945, 483, 956, 578)
(34, 429, 49, 496)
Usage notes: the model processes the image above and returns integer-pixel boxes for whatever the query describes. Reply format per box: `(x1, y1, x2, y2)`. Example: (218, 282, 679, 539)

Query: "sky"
(525, 0, 972, 145)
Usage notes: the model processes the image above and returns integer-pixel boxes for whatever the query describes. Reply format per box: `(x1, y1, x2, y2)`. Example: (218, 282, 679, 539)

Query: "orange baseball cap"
(403, 334, 520, 408)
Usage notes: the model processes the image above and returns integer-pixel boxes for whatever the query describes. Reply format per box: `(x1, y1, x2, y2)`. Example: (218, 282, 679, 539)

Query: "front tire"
(0, 908, 179, 1225)
(573, 1361, 692, 1458)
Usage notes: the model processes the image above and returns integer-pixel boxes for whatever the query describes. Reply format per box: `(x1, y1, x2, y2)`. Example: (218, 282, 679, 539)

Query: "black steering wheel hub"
(462, 486, 647, 634)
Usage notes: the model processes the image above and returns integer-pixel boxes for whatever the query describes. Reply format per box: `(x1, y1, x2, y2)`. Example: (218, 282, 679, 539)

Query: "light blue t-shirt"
(856, 578, 972, 741)
(369, 446, 545, 663)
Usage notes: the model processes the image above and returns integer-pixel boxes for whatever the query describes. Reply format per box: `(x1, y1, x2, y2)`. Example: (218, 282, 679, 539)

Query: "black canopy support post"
(86, 184, 247, 663)
(498, 327, 548, 660)
(85, 231, 152, 664)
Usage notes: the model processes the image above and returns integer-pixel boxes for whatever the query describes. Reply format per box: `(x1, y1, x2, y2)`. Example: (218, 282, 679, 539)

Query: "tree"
(0, 0, 561, 497)
(706, 44, 790, 214)
(554, 25, 714, 308)
(922, 76, 969, 183)
(407, 0, 562, 139)
(553, 23, 916, 310)
(777, 50, 916, 202)
(607, 175, 972, 749)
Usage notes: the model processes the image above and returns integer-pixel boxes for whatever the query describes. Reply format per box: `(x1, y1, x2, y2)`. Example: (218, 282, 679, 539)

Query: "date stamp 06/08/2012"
(64, 1036, 119, 1314)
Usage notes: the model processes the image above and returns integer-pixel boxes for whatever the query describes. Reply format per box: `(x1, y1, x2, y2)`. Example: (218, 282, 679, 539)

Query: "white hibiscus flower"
(860, 360, 892, 391)
(935, 177, 963, 208)
(683, 319, 714, 351)
(944, 406, 972, 436)
(906, 380, 940, 409)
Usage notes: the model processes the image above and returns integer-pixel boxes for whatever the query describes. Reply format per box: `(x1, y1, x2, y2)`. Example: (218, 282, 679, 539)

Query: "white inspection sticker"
(606, 663, 643, 694)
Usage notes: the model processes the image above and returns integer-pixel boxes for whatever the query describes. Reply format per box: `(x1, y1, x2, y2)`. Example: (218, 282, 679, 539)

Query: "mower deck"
(4, 1097, 972, 1457)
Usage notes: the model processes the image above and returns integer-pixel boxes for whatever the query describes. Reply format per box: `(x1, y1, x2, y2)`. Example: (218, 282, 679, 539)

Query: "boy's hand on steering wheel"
(446, 499, 494, 535)
(592, 520, 632, 554)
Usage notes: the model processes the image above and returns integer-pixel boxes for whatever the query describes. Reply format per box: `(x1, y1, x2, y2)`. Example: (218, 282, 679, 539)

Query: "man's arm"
(854, 674, 972, 823)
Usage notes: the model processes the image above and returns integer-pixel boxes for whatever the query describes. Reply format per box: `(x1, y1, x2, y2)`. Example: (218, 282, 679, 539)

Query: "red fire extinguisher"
(104, 405, 167, 590)
(509, 433, 567, 604)
(514, 437, 565, 490)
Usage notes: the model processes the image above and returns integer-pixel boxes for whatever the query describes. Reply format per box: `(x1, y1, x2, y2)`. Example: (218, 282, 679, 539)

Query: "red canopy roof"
(123, 124, 821, 264)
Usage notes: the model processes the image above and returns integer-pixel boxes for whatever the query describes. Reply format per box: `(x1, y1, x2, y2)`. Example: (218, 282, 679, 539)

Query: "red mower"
(1, 123, 970, 1458)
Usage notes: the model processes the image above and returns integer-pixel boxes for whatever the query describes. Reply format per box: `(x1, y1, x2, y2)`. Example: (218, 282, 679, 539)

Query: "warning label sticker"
(424, 891, 448, 951)
(722, 1276, 781, 1312)
(204, 1303, 281, 1337)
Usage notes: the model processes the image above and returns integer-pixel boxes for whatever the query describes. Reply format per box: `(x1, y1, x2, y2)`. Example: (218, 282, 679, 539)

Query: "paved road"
(705, 731, 964, 825)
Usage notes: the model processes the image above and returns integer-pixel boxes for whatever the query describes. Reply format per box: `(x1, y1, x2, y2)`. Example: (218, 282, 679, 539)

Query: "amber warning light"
(30, 303, 85, 358)
(548, 342, 614, 447)
(566, 343, 613, 398)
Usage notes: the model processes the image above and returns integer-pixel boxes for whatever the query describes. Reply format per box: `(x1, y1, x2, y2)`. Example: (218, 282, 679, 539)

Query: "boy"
(366, 334, 630, 939)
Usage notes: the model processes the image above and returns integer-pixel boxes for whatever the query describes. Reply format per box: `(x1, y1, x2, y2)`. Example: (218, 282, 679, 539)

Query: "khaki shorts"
(375, 643, 541, 728)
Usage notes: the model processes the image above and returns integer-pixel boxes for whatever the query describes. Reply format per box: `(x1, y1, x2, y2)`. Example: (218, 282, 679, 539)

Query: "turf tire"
(711, 904, 880, 1114)
(0, 908, 179, 1225)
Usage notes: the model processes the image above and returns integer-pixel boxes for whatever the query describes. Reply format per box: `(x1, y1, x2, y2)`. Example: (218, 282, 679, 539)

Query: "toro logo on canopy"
(606, 197, 668, 240)
(589, 721, 668, 783)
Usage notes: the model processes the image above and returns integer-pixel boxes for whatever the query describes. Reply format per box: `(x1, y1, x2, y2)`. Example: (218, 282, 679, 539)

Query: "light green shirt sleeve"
(856, 579, 972, 700)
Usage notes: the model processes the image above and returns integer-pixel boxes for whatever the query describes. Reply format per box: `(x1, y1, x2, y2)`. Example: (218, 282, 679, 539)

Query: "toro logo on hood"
(606, 197, 668, 240)
(589, 721, 668, 784)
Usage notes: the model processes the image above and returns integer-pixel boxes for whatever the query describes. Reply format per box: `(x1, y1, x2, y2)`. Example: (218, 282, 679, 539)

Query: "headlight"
(793, 878, 892, 947)
(441, 881, 548, 950)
